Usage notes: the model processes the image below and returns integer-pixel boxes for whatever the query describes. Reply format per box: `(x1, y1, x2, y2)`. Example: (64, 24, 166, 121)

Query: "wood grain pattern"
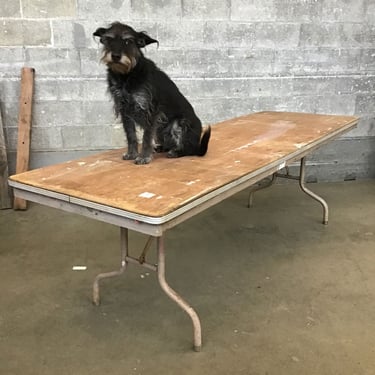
(9, 112, 358, 217)
(14, 67, 35, 210)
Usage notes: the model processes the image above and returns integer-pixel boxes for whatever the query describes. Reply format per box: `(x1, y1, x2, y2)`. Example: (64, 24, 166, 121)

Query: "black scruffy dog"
(93, 22, 211, 165)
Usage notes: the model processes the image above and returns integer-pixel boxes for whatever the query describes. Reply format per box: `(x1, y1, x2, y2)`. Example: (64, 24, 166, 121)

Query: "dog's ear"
(136, 31, 159, 48)
(93, 27, 107, 39)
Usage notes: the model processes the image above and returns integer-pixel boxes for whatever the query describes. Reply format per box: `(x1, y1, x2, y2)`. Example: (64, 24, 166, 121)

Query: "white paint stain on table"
(230, 120, 296, 152)
(186, 179, 201, 186)
(139, 192, 156, 198)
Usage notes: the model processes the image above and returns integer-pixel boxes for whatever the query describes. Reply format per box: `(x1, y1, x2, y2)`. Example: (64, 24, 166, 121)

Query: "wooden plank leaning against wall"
(13, 67, 35, 210)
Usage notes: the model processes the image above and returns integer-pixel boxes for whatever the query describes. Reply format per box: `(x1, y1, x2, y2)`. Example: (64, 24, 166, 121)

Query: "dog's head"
(93, 22, 158, 74)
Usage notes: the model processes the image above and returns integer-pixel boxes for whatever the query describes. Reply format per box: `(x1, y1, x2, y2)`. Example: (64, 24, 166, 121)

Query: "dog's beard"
(101, 51, 137, 74)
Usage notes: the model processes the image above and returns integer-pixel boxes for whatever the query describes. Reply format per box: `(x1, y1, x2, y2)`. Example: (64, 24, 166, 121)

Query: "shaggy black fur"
(93, 22, 211, 164)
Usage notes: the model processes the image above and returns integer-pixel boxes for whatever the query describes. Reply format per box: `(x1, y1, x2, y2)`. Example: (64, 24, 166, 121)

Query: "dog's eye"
(100, 36, 113, 44)
(124, 39, 133, 45)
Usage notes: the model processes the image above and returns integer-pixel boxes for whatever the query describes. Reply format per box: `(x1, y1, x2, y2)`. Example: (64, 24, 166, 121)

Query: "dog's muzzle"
(101, 51, 136, 74)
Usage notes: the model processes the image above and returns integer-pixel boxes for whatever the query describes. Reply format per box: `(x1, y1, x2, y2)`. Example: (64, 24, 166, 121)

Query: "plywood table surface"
(9, 111, 358, 219)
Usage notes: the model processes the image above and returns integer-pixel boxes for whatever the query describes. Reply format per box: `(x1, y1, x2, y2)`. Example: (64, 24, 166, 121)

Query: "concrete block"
(24, 48, 81, 76)
(78, 0, 131, 21)
(52, 80, 84, 101)
(290, 76, 337, 96)
(355, 94, 375, 116)
(253, 23, 300, 49)
(204, 22, 254, 48)
(346, 116, 375, 137)
(0, 79, 20, 102)
(0, 20, 51, 46)
(0, 1, 21, 17)
(308, 138, 375, 181)
(176, 77, 296, 100)
(22, 0, 76, 18)
(359, 25, 375, 48)
(156, 21, 204, 48)
(30, 126, 64, 150)
(314, 94, 356, 115)
(131, 0, 182, 20)
(53, 20, 116, 48)
(231, 0, 364, 23)
(0, 101, 18, 130)
(365, 2, 375, 23)
(273, 48, 361, 75)
(275, 0, 322, 22)
(0, 48, 25, 77)
(82, 79, 109, 101)
(34, 80, 84, 101)
(360, 49, 375, 71)
(320, 0, 365, 22)
(336, 76, 365, 95)
(2, 126, 64, 152)
(231, 0, 275, 22)
(150, 48, 275, 78)
(83, 102, 115, 125)
(79, 48, 106, 77)
(190, 97, 258, 124)
(299, 23, 366, 48)
(3, 126, 18, 151)
(51, 21, 72, 47)
(147, 49, 217, 78)
(32, 101, 84, 127)
(111, 125, 126, 147)
(183, 0, 230, 20)
(256, 95, 316, 113)
(61, 126, 113, 149)
(231, 0, 323, 22)
(226, 49, 275, 77)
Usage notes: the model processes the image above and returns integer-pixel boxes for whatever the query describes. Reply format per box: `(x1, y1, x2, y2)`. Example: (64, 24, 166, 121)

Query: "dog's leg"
(122, 117, 139, 160)
(135, 125, 154, 165)
(166, 120, 184, 158)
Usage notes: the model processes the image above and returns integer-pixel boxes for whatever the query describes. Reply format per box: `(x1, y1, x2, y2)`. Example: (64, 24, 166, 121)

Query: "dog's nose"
(111, 53, 121, 62)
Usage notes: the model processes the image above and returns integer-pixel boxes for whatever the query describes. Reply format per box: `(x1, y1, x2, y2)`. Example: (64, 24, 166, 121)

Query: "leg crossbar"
(92, 227, 202, 351)
(248, 157, 329, 225)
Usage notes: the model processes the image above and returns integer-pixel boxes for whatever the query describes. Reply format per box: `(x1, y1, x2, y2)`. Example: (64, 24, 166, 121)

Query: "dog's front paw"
(154, 144, 164, 153)
(167, 150, 179, 158)
(134, 155, 152, 165)
(122, 152, 138, 160)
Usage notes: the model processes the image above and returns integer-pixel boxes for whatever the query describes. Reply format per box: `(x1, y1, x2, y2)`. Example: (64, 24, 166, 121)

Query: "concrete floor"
(1, 180, 375, 375)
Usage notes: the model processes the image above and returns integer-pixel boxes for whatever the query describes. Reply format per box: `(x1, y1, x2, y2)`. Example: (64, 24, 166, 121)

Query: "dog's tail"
(196, 126, 211, 156)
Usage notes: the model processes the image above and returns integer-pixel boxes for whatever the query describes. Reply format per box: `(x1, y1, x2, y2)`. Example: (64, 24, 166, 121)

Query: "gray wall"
(1, 0, 374, 181)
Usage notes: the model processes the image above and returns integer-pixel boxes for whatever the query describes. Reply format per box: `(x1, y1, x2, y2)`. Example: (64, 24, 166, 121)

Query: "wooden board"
(9, 112, 358, 218)
(0, 106, 12, 209)
(14, 67, 35, 210)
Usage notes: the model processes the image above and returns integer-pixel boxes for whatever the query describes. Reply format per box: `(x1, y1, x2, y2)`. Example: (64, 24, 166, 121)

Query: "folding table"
(9, 111, 358, 351)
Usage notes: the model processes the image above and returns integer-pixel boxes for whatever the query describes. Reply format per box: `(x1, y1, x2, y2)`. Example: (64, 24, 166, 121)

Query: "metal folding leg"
(92, 229, 202, 351)
(248, 157, 329, 225)
(157, 236, 202, 351)
(93, 228, 158, 305)
(92, 227, 129, 305)
(247, 173, 277, 207)
(299, 157, 329, 225)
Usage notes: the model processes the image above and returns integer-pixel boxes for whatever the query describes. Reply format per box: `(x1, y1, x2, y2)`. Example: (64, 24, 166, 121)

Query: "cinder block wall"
(1, 0, 374, 180)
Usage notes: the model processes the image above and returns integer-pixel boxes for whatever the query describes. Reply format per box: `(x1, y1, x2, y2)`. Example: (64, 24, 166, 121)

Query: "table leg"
(157, 236, 202, 352)
(247, 158, 328, 225)
(92, 227, 128, 305)
(247, 173, 277, 207)
(299, 157, 329, 225)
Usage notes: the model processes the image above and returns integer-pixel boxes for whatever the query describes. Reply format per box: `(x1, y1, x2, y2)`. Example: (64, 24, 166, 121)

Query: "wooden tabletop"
(9, 112, 358, 218)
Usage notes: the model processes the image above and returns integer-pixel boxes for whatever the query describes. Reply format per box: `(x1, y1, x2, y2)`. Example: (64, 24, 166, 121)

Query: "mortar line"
(1, 73, 373, 82)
